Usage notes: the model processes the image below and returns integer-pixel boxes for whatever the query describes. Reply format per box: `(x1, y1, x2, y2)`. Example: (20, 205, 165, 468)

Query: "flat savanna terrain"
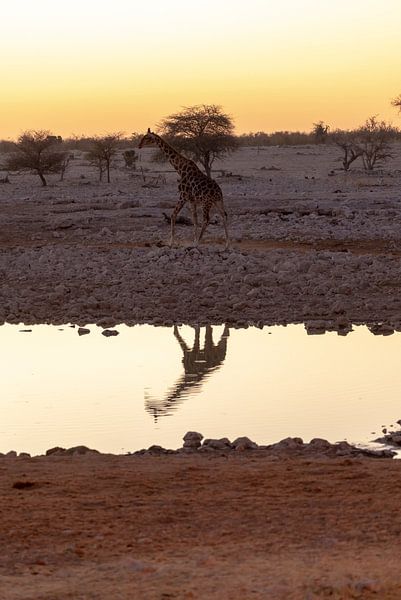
(2, 144, 401, 327)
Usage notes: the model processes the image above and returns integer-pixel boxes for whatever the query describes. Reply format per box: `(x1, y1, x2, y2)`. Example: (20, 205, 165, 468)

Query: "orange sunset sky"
(1, 0, 400, 138)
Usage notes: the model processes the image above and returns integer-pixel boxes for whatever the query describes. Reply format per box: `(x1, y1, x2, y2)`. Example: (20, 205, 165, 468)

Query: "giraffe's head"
(138, 128, 159, 149)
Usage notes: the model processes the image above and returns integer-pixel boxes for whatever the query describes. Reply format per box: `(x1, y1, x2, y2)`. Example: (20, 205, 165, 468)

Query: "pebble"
(183, 431, 203, 451)
(202, 438, 232, 450)
(101, 329, 119, 337)
(78, 327, 90, 336)
(232, 436, 258, 451)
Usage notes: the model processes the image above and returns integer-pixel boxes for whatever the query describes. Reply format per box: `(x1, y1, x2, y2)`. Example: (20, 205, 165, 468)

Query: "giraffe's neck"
(153, 135, 191, 174)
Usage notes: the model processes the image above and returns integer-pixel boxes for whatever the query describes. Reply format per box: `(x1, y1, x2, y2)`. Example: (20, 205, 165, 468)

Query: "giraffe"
(145, 324, 230, 421)
(138, 129, 229, 248)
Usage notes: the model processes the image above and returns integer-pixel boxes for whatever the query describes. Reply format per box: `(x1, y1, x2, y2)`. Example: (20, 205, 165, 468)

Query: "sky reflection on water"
(1, 323, 400, 454)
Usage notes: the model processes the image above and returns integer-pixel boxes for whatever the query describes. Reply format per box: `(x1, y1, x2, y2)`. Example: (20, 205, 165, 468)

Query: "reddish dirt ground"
(1, 453, 401, 599)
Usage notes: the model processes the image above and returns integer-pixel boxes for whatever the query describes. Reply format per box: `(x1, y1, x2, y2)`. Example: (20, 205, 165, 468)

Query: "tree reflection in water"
(145, 324, 229, 421)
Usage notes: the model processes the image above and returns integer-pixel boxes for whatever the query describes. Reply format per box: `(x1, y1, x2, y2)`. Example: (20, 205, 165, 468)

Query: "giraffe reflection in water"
(145, 325, 230, 421)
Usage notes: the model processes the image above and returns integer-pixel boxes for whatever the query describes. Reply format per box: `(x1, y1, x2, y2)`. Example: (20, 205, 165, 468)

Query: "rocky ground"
(1, 144, 401, 329)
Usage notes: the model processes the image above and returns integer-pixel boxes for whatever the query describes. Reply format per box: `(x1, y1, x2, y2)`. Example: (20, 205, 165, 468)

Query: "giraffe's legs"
(174, 325, 190, 353)
(196, 203, 211, 246)
(193, 325, 200, 352)
(205, 324, 214, 348)
(216, 200, 230, 249)
(189, 201, 199, 244)
(170, 197, 186, 247)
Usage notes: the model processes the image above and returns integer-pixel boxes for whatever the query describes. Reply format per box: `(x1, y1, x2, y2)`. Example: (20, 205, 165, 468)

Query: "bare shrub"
(59, 154, 74, 181)
(354, 116, 395, 171)
(5, 130, 66, 186)
(331, 129, 363, 171)
(86, 133, 123, 182)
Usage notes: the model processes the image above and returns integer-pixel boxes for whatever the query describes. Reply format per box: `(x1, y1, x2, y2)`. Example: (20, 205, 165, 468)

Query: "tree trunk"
(361, 154, 368, 171)
(38, 171, 47, 186)
(342, 148, 349, 171)
(202, 155, 211, 178)
(365, 154, 374, 170)
(343, 150, 360, 171)
(106, 161, 110, 183)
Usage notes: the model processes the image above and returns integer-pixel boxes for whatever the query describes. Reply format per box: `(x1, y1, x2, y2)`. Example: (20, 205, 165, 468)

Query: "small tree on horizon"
(331, 129, 363, 171)
(157, 104, 238, 177)
(86, 133, 123, 182)
(5, 130, 66, 186)
(312, 121, 330, 144)
(354, 116, 395, 171)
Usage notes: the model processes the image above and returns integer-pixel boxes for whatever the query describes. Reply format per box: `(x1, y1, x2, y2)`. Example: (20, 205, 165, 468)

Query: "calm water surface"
(0, 323, 400, 454)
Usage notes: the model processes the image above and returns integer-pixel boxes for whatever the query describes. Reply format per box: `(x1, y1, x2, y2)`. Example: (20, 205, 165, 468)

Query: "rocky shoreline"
(3, 244, 401, 329)
(1, 432, 395, 460)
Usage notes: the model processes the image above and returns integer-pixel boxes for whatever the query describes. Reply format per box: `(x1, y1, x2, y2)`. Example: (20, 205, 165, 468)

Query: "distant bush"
(330, 117, 398, 171)
(62, 135, 94, 152)
(62, 134, 132, 152)
(237, 130, 315, 147)
(0, 140, 15, 153)
(312, 121, 330, 144)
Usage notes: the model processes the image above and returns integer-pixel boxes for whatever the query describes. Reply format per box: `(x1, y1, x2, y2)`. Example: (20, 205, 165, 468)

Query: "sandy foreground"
(0, 452, 400, 600)
(3, 144, 401, 598)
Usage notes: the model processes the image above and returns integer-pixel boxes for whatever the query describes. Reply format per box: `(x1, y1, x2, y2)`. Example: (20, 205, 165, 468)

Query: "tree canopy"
(158, 104, 237, 177)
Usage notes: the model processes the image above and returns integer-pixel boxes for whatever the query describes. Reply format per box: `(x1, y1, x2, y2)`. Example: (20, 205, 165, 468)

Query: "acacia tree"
(354, 116, 395, 171)
(158, 104, 237, 177)
(59, 154, 73, 181)
(86, 148, 106, 181)
(86, 132, 123, 182)
(5, 130, 66, 186)
(331, 129, 363, 171)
